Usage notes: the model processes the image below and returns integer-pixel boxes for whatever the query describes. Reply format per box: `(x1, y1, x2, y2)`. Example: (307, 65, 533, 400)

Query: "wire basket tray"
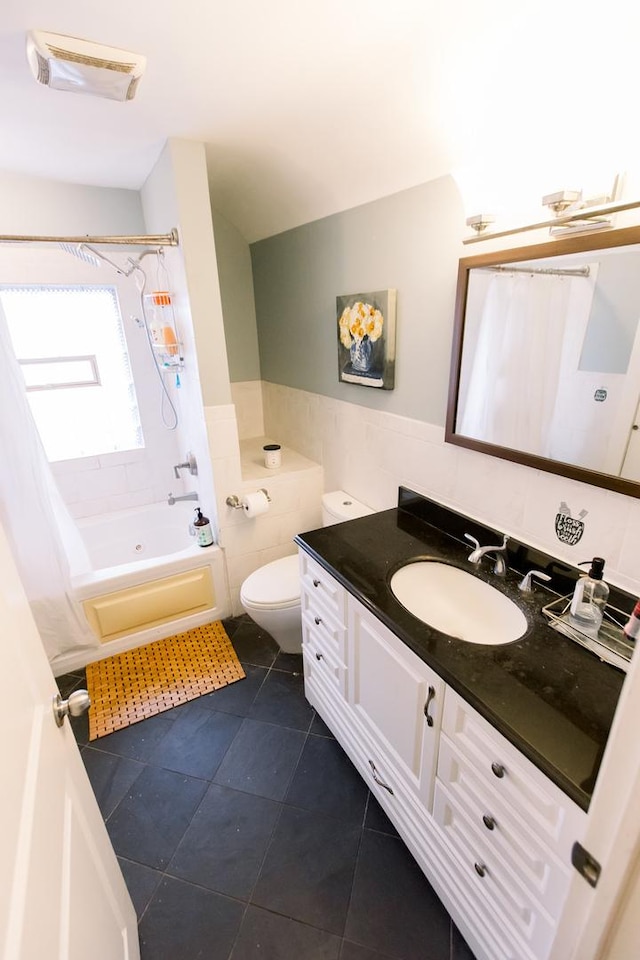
(542, 595, 634, 673)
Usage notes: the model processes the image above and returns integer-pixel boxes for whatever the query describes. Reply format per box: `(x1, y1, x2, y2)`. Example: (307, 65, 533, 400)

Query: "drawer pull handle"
(314, 616, 322, 625)
(313, 579, 320, 587)
(482, 814, 496, 831)
(474, 862, 487, 878)
(423, 685, 436, 727)
(315, 652, 324, 661)
(491, 762, 505, 779)
(368, 760, 394, 795)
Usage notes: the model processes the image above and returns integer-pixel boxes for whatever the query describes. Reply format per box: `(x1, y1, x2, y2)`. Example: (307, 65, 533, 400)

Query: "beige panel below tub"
(83, 566, 215, 642)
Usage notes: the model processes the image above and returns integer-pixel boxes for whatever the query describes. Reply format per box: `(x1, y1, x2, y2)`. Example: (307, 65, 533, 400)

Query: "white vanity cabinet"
(297, 548, 587, 960)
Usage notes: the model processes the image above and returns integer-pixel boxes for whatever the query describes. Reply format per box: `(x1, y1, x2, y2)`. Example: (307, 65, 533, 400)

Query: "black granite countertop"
(295, 489, 629, 812)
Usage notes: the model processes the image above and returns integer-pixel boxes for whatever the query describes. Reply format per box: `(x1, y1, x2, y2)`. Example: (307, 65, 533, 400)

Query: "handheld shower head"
(58, 242, 101, 267)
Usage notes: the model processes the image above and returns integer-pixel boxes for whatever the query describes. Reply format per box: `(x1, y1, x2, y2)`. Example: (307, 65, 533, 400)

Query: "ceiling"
(2, 1, 640, 242)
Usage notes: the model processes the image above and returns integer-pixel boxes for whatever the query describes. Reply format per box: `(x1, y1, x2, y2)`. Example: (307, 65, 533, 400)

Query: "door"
(347, 596, 444, 808)
(0, 520, 139, 960)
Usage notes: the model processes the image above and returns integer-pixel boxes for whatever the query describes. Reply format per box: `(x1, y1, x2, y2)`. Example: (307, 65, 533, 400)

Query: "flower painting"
(337, 289, 396, 389)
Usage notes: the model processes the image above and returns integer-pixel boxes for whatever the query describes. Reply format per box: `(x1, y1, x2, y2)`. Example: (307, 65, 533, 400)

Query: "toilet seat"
(240, 555, 301, 610)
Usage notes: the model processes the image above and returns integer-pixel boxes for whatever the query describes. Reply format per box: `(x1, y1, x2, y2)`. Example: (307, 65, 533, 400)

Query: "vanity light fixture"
(542, 189, 583, 214)
(466, 214, 496, 234)
(462, 174, 637, 244)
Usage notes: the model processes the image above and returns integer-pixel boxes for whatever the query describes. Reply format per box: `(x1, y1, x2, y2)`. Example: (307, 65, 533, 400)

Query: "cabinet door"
(347, 596, 444, 808)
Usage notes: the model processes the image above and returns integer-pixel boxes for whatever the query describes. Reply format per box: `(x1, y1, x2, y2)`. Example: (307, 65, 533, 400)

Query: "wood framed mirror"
(445, 225, 640, 498)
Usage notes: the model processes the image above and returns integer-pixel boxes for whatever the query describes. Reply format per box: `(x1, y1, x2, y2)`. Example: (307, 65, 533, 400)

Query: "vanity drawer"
(301, 605, 345, 662)
(299, 551, 347, 625)
(438, 734, 571, 920)
(302, 630, 346, 697)
(433, 781, 556, 959)
(442, 689, 586, 863)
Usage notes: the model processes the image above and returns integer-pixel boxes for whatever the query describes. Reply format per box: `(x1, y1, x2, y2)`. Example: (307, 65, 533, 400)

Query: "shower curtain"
(0, 301, 97, 662)
(457, 271, 576, 456)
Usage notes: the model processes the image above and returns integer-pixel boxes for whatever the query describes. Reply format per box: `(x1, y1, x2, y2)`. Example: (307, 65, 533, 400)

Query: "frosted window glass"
(0, 286, 144, 461)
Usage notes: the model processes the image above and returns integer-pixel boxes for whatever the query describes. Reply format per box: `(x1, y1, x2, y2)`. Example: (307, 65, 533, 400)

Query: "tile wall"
(259, 381, 640, 597)
(204, 401, 323, 615)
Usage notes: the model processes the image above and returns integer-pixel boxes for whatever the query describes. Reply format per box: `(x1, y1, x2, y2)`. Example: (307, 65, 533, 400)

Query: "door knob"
(53, 689, 91, 727)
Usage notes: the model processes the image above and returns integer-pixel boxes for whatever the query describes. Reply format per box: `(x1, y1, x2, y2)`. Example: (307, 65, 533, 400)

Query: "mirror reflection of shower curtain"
(457, 271, 581, 456)
(0, 301, 96, 662)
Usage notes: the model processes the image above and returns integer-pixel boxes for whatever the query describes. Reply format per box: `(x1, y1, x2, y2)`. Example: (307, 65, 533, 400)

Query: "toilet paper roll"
(242, 490, 270, 518)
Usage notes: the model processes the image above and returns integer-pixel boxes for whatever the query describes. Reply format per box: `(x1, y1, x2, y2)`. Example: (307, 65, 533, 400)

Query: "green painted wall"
(250, 175, 464, 423)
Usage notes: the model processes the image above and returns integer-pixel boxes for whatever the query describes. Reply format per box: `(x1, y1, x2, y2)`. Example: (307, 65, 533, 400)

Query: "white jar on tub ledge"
(263, 443, 282, 469)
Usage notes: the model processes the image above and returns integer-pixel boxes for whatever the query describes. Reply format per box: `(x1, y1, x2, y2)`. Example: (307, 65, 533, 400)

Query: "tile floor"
(58, 615, 477, 960)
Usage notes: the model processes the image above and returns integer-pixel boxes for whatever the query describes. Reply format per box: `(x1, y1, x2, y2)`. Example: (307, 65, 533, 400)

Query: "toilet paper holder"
(226, 489, 271, 509)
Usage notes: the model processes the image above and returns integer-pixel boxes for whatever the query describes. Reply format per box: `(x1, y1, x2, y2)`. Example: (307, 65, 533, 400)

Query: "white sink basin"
(389, 561, 527, 645)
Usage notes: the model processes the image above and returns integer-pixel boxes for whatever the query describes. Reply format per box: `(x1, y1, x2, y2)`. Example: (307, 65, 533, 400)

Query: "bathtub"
(70, 501, 229, 665)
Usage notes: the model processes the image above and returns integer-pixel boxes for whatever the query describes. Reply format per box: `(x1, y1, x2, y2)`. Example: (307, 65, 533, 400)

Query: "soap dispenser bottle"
(569, 557, 609, 633)
(193, 508, 214, 548)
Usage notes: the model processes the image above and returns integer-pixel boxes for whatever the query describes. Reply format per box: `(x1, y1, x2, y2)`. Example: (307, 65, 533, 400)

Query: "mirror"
(446, 225, 640, 498)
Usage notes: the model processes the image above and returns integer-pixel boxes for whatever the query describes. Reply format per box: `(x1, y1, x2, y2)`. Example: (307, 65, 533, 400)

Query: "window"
(0, 285, 143, 461)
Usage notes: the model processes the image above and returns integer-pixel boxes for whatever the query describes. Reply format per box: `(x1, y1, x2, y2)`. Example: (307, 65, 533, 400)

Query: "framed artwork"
(337, 289, 396, 389)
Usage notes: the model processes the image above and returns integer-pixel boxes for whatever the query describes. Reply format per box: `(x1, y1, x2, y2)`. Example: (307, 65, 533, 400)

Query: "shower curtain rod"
(483, 263, 590, 278)
(0, 227, 179, 247)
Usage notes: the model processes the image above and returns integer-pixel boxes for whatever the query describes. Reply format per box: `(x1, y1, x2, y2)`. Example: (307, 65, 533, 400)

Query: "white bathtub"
(68, 501, 229, 668)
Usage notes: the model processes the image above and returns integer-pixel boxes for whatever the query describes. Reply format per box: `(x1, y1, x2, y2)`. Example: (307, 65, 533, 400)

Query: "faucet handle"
(518, 570, 552, 593)
(464, 533, 480, 554)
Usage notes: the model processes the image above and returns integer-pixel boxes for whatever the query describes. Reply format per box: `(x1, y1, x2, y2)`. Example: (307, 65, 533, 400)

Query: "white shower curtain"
(458, 270, 576, 455)
(0, 301, 97, 662)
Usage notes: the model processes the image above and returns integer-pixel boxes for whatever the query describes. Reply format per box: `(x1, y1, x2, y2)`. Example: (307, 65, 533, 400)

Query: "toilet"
(239, 490, 373, 653)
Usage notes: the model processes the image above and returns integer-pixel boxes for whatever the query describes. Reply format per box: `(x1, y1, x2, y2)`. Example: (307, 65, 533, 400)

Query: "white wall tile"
(262, 382, 640, 596)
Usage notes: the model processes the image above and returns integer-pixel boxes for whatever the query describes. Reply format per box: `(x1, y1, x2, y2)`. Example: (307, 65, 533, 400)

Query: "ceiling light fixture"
(26, 30, 146, 102)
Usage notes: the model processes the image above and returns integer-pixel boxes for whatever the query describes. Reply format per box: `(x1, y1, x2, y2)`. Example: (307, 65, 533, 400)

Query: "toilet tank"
(321, 490, 374, 526)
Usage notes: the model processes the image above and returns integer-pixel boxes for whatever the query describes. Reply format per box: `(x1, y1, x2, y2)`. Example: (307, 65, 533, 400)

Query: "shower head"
(59, 241, 132, 275)
(59, 242, 101, 267)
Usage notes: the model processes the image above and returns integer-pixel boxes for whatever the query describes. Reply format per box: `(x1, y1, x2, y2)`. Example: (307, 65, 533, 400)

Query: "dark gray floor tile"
(56, 671, 86, 699)
(89, 712, 175, 762)
(147, 703, 242, 779)
(452, 925, 477, 960)
(273, 650, 304, 674)
(70, 711, 90, 746)
(310, 711, 335, 738)
(81, 747, 144, 819)
(345, 831, 450, 960)
(249, 669, 314, 730)
(197, 663, 268, 716)
(224, 617, 279, 667)
(214, 717, 305, 800)
(340, 942, 396, 960)
(168, 783, 280, 899)
(364, 794, 399, 837)
(106, 765, 207, 869)
(252, 805, 361, 936)
(139, 875, 243, 960)
(231, 904, 341, 960)
(285, 734, 368, 824)
(118, 857, 162, 918)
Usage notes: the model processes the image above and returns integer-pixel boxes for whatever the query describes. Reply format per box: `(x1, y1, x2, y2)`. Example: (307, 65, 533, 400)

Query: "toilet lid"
(241, 554, 301, 607)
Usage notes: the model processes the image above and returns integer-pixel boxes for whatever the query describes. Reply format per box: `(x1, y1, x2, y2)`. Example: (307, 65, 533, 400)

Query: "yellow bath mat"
(85, 621, 245, 740)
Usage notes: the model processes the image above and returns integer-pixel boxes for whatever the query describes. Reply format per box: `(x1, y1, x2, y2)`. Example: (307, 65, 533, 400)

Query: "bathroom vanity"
(294, 488, 628, 960)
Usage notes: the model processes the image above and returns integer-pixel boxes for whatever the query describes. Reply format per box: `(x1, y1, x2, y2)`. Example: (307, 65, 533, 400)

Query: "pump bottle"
(193, 508, 214, 547)
(569, 557, 609, 633)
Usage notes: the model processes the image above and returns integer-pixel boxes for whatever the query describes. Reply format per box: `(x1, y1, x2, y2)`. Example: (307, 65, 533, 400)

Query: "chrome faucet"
(167, 491, 199, 505)
(464, 533, 509, 576)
